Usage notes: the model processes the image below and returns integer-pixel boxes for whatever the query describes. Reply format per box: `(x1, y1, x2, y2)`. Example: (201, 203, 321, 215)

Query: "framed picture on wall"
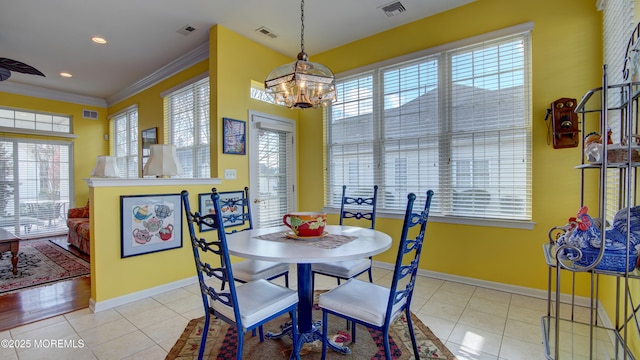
(198, 190, 245, 232)
(120, 193, 182, 258)
(223, 118, 246, 155)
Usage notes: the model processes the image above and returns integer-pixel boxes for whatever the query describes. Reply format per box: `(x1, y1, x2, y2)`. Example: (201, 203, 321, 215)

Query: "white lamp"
(143, 144, 182, 178)
(91, 156, 120, 178)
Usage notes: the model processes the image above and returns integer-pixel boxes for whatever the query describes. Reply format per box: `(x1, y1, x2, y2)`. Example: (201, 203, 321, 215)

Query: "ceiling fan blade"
(0, 67, 11, 81)
(0, 58, 45, 77)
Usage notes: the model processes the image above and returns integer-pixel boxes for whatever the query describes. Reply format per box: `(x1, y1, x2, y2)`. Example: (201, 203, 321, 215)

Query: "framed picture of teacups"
(198, 191, 245, 232)
(120, 193, 182, 258)
(222, 118, 246, 155)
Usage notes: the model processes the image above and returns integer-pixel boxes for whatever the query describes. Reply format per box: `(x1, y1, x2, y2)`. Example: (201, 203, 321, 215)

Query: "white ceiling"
(0, 0, 475, 102)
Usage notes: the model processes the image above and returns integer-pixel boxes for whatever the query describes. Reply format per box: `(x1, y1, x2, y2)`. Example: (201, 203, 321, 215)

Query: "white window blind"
(255, 125, 293, 228)
(327, 28, 532, 221)
(110, 106, 139, 178)
(0, 138, 72, 239)
(163, 76, 210, 178)
(601, 0, 635, 220)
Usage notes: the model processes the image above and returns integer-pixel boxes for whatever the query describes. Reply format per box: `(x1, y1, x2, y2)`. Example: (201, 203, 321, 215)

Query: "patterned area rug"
(167, 293, 456, 359)
(0, 239, 90, 294)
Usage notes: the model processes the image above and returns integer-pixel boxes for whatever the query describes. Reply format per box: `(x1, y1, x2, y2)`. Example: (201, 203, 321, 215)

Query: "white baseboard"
(372, 260, 593, 307)
(90, 276, 199, 313)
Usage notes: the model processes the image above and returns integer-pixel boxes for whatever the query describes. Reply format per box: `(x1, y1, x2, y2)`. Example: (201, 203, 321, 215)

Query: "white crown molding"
(0, 81, 107, 108)
(106, 42, 210, 106)
(0, 41, 209, 109)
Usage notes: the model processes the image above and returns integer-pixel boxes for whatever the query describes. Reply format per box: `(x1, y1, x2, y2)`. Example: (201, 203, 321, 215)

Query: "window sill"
(322, 207, 535, 230)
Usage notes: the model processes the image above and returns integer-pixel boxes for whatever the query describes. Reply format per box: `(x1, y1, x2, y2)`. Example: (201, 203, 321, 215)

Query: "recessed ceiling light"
(60, 72, 72, 78)
(91, 37, 107, 44)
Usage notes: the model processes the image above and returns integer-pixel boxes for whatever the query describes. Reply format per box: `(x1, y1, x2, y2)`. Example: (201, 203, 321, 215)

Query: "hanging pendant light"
(264, 0, 337, 109)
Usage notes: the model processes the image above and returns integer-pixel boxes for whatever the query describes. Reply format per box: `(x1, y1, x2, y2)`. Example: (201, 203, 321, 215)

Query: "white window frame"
(110, 105, 139, 178)
(162, 74, 210, 178)
(325, 23, 534, 229)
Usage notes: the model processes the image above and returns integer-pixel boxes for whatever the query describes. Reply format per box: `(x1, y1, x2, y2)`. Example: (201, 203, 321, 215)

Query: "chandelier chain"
(300, 0, 305, 54)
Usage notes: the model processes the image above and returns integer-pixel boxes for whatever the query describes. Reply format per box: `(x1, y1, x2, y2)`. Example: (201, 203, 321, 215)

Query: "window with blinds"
(327, 28, 532, 221)
(110, 106, 139, 178)
(0, 138, 72, 238)
(601, 0, 635, 221)
(163, 76, 210, 178)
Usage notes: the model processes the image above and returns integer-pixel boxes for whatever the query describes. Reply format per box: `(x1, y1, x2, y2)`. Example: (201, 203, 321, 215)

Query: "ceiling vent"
(82, 109, 98, 120)
(256, 26, 278, 39)
(379, 1, 406, 17)
(177, 25, 198, 36)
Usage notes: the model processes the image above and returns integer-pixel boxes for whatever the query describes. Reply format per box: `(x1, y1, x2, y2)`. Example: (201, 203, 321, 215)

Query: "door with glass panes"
(248, 111, 296, 227)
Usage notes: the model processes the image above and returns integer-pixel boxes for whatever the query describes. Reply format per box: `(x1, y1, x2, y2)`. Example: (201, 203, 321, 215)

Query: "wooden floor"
(0, 237, 91, 332)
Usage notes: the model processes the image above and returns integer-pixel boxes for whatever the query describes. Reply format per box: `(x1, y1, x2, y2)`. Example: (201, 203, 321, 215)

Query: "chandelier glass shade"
(264, 0, 336, 109)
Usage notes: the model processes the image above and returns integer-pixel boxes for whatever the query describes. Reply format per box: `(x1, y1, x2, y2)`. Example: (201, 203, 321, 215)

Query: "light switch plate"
(224, 169, 237, 179)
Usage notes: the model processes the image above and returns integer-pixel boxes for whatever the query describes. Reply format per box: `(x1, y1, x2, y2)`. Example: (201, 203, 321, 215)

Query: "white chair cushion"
(213, 279, 298, 329)
(232, 260, 289, 282)
(318, 278, 405, 327)
(311, 258, 371, 278)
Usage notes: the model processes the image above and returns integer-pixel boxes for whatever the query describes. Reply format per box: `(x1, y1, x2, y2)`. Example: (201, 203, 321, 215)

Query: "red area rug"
(0, 239, 90, 294)
(167, 293, 457, 359)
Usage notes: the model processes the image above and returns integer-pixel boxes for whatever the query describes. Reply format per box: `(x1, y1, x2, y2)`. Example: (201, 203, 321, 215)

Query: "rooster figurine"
(0, 58, 45, 81)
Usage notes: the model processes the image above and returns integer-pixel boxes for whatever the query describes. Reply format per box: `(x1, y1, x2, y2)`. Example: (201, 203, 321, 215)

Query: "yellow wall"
(0, 93, 107, 208)
(299, 0, 602, 293)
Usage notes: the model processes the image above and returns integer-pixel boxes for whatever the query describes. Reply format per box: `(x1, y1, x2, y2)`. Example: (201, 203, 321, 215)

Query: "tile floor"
(0, 266, 585, 359)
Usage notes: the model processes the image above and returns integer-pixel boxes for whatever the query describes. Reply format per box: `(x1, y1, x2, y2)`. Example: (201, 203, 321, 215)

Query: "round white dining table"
(226, 224, 392, 352)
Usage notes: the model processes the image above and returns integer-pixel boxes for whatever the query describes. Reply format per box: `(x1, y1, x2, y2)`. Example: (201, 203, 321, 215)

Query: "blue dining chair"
(181, 190, 300, 360)
(312, 185, 378, 285)
(318, 190, 434, 359)
(211, 187, 289, 290)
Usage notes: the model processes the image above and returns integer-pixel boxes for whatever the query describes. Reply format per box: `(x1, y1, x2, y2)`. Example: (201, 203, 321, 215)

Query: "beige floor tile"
(472, 287, 511, 304)
(123, 305, 180, 329)
(139, 315, 190, 344)
(508, 305, 546, 326)
(151, 287, 195, 305)
(440, 281, 476, 296)
(430, 289, 472, 308)
(503, 319, 543, 344)
(77, 317, 138, 348)
(163, 294, 203, 315)
(466, 296, 509, 317)
(121, 344, 168, 359)
(114, 297, 164, 319)
(415, 313, 456, 342)
(458, 308, 507, 335)
(448, 323, 503, 357)
(14, 333, 95, 360)
(418, 298, 465, 323)
(446, 341, 499, 360)
(9, 315, 67, 337)
(65, 308, 124, 332)
(498, 336, 546, 360)
(11, 320, 78, 354)
(90, 330, 156, 360)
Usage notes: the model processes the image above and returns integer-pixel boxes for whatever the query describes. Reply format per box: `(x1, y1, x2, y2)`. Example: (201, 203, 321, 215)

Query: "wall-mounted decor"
(223, 118, 246, 155)
(198, 190, 244, 232)
(141, 127, 158, 169)
(120, 193, 182, 258)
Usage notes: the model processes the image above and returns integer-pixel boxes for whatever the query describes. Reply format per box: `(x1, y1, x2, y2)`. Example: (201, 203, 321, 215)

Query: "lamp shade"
(143, 144, 182, 178)
(91, 156, 120, 178)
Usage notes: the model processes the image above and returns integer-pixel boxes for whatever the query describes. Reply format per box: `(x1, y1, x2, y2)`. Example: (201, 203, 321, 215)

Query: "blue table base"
(265, 263, 351, 355)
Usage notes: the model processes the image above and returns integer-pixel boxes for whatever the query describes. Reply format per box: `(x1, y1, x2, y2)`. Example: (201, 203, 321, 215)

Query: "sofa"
(67, 202, 90, 255)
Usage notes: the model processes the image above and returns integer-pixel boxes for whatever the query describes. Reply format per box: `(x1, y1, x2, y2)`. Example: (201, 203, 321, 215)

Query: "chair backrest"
(339, 185, 378, 229)
(385, 190, 434, 325)
(212, 187, 253, 234)
(181, 190, 244, 328)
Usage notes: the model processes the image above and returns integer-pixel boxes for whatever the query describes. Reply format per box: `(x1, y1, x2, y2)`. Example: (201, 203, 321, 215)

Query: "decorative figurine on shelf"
(556, 206, 601, 251)
(584, 132, 603, 162)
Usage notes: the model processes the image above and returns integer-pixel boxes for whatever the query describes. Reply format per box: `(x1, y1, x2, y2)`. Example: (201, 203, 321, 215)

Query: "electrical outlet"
(224, 169, 236, 180)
